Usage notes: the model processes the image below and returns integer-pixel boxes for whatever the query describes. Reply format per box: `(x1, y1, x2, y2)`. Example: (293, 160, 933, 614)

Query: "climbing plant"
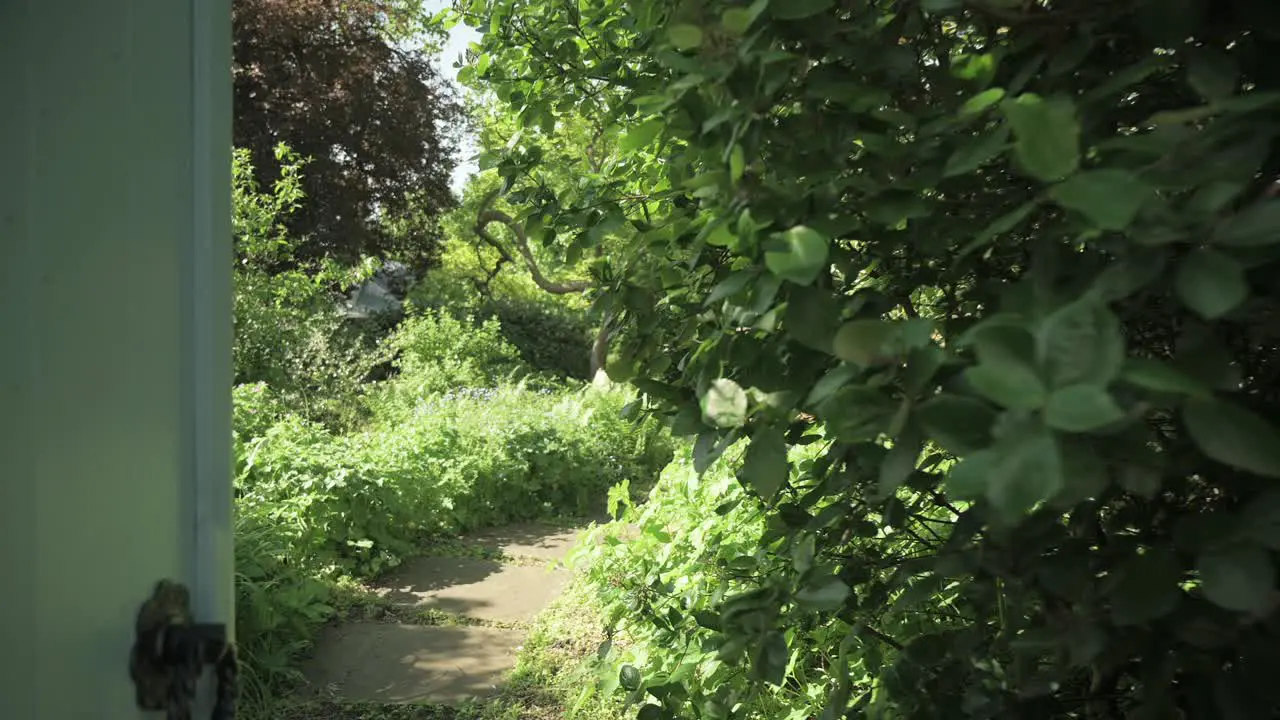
(450, 0, 1280, 716)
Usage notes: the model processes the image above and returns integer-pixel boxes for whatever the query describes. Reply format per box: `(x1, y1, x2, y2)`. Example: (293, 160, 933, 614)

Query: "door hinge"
(129, 579, 238, 719)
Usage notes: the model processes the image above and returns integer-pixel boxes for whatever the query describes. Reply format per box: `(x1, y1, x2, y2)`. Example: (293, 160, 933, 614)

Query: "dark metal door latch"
(129, 579, 239, 720)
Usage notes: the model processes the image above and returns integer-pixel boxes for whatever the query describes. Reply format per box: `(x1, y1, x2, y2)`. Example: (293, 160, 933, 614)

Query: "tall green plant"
(232, 143, 386, 428)
(455, 0, 1280, 716)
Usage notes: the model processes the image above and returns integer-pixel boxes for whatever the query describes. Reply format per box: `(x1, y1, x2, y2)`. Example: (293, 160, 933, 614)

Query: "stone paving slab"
(378, 556, 571, 622)
(301, 623, 526, 705)
(466, 523, 584, 561)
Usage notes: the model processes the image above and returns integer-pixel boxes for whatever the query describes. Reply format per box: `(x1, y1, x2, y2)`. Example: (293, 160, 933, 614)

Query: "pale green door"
(0, 0, 234, 717)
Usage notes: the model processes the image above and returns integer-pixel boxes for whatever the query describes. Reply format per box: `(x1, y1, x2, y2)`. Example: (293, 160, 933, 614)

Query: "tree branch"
(473, 188, 591, 295)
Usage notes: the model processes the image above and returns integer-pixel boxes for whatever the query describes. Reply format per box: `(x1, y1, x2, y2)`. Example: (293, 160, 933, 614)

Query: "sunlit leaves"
(1002, 94, 1081, 182)
(620, 120, 664, 152)
(667, 24, 704, 50)
(464, 0, 1280, 715)
(764, 226, 830, 285)
(831, 320, 897, 367)
(960, 88, 1006, 116)
(722, 1, 767, 35)
(702, 379, 749, 428)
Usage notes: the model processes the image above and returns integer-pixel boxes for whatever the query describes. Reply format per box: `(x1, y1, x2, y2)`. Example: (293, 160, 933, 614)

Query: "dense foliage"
(452, 0, 1280, 716)
(232, 144, 389, 430)
(229, 145, 673, 711)
(233, 0, 462, 265)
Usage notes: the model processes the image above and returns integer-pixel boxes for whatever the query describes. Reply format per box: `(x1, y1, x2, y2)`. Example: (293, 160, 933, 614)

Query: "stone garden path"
(299, 523, 585, 706)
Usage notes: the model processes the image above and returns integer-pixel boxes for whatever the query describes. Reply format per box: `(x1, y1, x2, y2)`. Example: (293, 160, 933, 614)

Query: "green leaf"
(765, 226, 830, 286)
(1197, 543, 1275, 613)
(1002, 93, 1081, 182)
(946, 449, 994, 500)
(944, 125, 1010, 177)
(637, 705, 666, 720)
(702, 378, 749, 428)
(1044, 384, 1126, 432)
(1052, 438, 1111, 507)
(985, 422, 1064, 521)
(832, 320, 897, 366)
(879, 434, 921, 498)
(917, 394, 997, 455)
(771, 0, 834, 20)
(620, 664, 642, 691)
(1037, 298, 1126, 388)
(817, 387, 898, 443)
(964, 362, 1047, 411)
(960, 87, 1006, 116)
(1241, 491, 1280, 551)
(1183, 397, 1280, 478)
(1049, 169, 1154, 230)
(1187, 48, 1238, 101)
(1119, 358, 1211, 398)
(750, 631, 789, 686)
(1175, 249, 1247, 319)
(667, 24, 704, 50)
(729, 144, 746, 182)
(786, 285, 841, 352)
(721, 7, 757, 35)
(1110, 548, 1182, 625)
(620, 120, 663, 152)
(740, 427, 789, 502)
(960, 198, 1042, 257)
(792, 534, 816, 574)
(1213, 201, 1280, 247)
(796, 577, 850, 612)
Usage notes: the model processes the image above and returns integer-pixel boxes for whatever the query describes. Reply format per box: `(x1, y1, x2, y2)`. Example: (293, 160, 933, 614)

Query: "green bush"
(482, 297, 594, 380)
(231, 378, 673, 709)
(463, 0, 1280, 716)
(573, 440, 905, 719)
(232, 144, 388, 431)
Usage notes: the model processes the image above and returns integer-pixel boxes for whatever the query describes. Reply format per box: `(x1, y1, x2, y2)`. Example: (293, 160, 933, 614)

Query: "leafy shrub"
(379, 307, 528, 396)
(233, 144, 389, 431)
(463, 0, 1280, 717)
(231, 377, 673, 708)
(232, 383, 290, 443)
(482, 297, 594, 380)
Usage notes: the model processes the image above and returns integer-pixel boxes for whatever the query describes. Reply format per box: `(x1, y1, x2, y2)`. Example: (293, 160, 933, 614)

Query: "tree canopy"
(233, 0, 463, 266)
(450, 0, 1280, 715)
